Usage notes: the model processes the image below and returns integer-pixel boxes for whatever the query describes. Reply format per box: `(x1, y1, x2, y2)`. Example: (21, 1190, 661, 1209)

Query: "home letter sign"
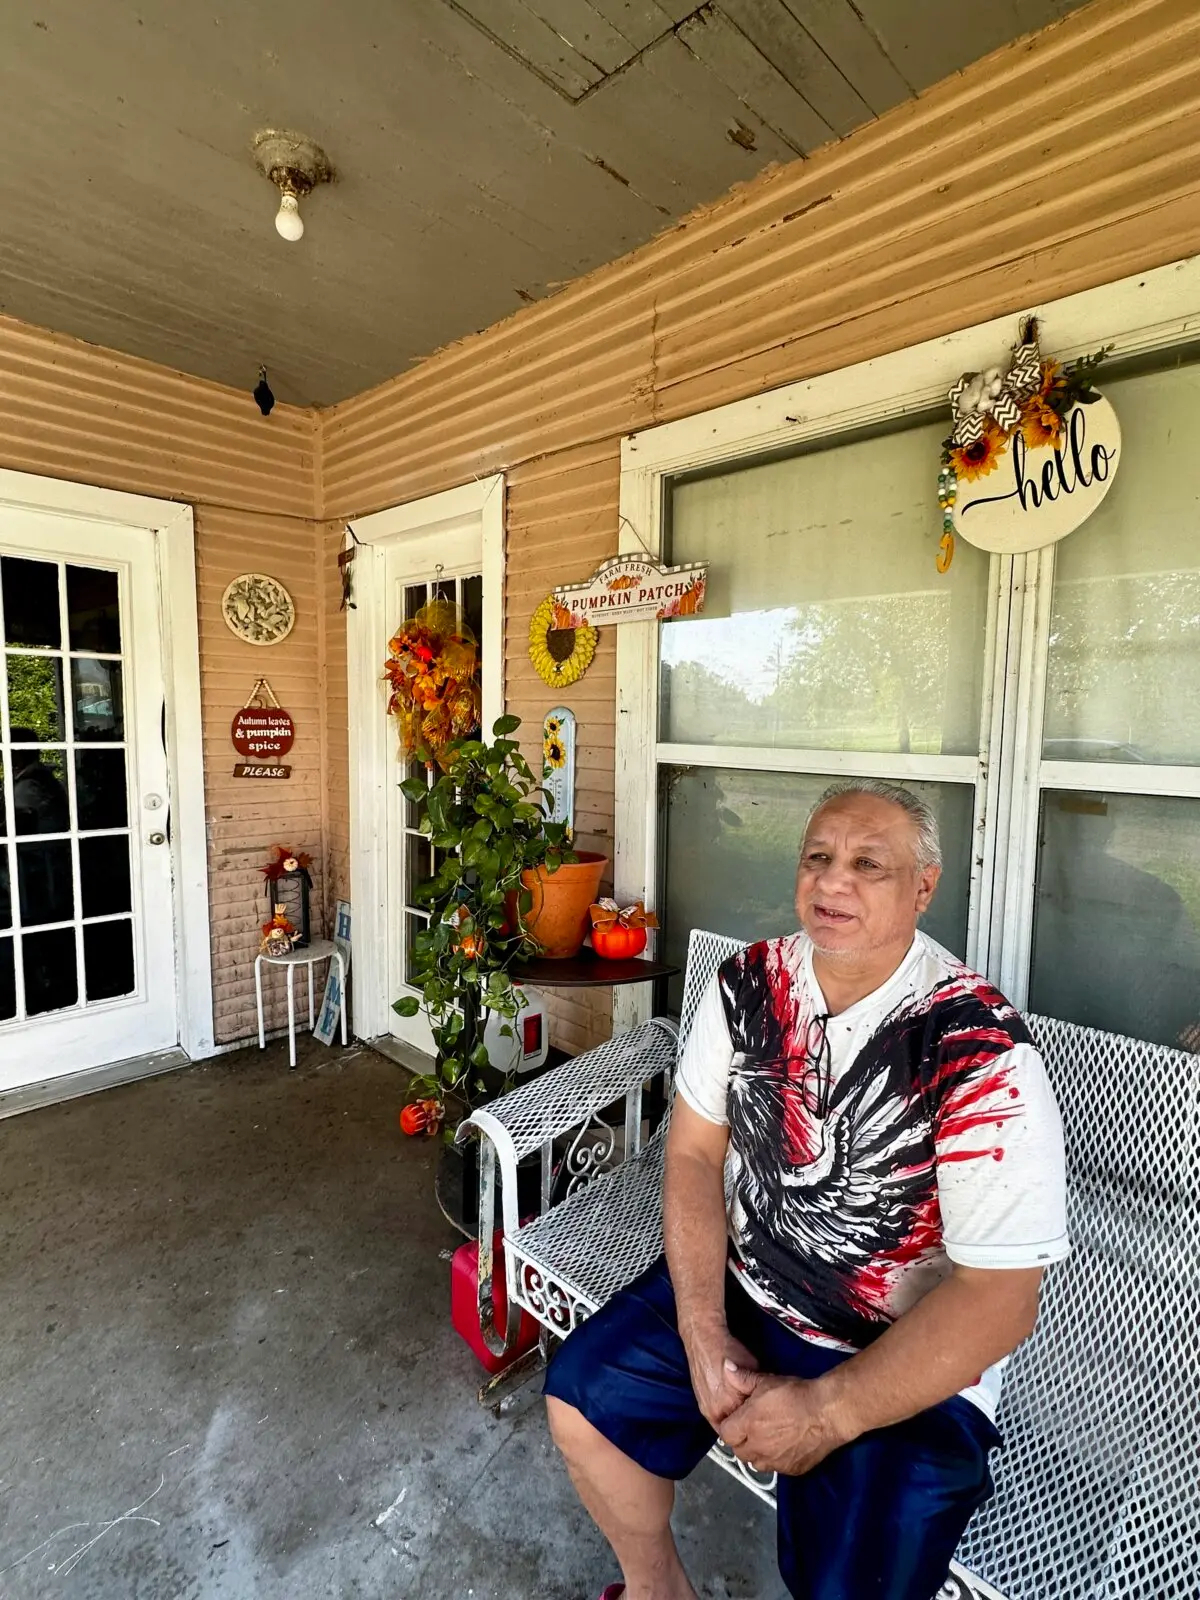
(954, 396, 1121, 554)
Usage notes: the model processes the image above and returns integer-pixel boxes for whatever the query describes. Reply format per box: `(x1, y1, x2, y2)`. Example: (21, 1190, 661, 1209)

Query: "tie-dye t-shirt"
(675, 931, 1070, 1418)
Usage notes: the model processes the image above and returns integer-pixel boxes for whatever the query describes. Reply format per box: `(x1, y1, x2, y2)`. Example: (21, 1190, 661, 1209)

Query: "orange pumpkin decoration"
(399, 1099, 443, 1137)
(591, 922, 648, 960)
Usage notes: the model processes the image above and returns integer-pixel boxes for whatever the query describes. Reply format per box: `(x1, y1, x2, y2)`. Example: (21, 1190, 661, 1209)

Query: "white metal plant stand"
(255, 939, 346, 1068)
(459, 930, 1200, 1600)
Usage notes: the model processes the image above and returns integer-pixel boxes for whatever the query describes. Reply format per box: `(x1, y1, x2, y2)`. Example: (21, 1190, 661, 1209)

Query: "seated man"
(546, 779, 1069, 1600)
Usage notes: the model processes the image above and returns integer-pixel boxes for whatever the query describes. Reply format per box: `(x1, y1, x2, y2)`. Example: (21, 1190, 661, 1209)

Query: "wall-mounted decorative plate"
(221, 573, 296, 646)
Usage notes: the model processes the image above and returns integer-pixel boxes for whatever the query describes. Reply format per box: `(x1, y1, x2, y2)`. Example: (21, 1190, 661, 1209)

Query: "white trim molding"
(615, 253, 1200, 1023)
(0, 468, 214, 1062)
(347, 474, 505, 1042)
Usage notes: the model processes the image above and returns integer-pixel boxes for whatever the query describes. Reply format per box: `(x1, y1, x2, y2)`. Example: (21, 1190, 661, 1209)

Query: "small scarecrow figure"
(260, 903, 297, 957)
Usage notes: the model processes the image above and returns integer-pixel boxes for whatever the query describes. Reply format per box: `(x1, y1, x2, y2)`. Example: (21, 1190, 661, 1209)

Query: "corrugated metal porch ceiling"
(0, 0, 1087, 405)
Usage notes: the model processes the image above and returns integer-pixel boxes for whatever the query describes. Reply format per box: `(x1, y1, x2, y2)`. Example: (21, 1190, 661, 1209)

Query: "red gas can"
(450, 1232, 541, 1374)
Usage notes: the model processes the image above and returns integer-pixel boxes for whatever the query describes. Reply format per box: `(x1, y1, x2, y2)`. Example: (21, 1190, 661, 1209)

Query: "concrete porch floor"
(0, 1037, 784, 1599)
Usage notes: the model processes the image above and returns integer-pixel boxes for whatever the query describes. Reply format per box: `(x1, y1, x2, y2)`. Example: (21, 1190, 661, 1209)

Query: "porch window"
(1028, 361, 1200, 1047)
(654, 357, 1200, 1050)
(657, 415, 990, 998)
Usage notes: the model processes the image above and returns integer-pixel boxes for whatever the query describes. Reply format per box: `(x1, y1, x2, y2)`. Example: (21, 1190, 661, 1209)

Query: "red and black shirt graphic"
(677, 933, 1070, 1373)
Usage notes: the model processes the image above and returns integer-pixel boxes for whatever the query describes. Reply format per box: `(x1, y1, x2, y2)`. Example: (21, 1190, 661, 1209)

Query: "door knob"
(148, 831, 166, 846)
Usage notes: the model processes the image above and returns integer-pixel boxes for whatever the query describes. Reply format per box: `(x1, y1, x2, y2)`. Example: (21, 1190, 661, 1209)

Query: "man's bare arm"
(720, 1264, 1042, 1475)
(664, 1099, 759, 1426)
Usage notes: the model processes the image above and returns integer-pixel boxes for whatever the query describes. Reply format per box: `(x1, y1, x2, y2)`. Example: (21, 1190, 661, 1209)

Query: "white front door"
(346, 476, 505, 1049)
(387, 554, 484, 1055)
(0, 511, 177, 1084)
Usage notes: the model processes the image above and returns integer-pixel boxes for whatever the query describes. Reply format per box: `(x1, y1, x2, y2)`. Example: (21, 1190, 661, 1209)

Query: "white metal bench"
(460, 930, 1200, 1600)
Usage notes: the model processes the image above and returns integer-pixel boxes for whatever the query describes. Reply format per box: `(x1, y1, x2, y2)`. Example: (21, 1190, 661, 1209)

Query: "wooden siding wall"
(318, 0, 1200, 1052)
(0, 315, 322, 1045)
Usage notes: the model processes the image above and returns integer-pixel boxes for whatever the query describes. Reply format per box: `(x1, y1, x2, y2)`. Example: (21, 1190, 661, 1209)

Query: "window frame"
(614, 254, 1200, 1030)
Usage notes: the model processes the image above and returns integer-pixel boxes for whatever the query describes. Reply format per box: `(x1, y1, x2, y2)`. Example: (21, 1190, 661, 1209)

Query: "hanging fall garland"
(383, 598, 481, 770)
(528, 595, 598, 688)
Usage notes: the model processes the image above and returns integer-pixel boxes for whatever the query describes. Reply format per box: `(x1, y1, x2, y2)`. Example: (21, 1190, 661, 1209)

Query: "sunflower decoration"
(529, 594, 598, 688)
(1021, 359, 1064, 450)
(936, 318, 1110, 569)
(544, 729, 567, 768)
(949, 421, 1006, 483)
(383, 598, 481, 770)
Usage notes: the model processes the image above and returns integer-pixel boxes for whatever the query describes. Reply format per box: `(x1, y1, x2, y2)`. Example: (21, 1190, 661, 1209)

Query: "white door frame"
(615, 254, 1200, 1024)
(0, 468, 214, 1060)
(347, 475, 505, 1043)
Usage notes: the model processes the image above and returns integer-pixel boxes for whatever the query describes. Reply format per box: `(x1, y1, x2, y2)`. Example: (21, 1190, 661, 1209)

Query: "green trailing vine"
(392, 714, 575, 1131)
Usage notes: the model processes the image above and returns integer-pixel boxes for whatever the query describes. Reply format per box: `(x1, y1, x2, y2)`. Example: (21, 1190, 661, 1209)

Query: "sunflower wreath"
(528, 595, 598, 688)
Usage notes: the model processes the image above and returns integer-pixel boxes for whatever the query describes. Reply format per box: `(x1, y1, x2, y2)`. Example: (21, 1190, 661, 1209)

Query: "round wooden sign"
(231, 705, 295, 759)
(953, 395, 1121, 554)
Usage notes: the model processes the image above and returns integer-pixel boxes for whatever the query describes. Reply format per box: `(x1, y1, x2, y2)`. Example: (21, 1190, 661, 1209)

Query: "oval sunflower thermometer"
(541, 707, 576, 840)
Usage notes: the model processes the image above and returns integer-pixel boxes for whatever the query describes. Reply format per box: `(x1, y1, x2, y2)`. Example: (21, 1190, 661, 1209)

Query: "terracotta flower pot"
(520, 853, 608, 959)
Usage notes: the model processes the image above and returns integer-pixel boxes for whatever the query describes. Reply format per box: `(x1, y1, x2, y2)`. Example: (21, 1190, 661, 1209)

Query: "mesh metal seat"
(459, 933, 1200, 1600)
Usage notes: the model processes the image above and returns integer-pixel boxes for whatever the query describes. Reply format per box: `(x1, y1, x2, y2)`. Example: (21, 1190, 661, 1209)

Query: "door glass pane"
(13, 749, 70, 834)
(0, 551, 132, 1026)
(66, 565, 121, 653)
(662, 420, 990, 755)
(7, 655, 66, 741)
(18, 840, 74, 925)
(80, 836, 131, 918)
(75, 749, 128, 831)
(406, 832, 432, 900)
(1030, 790, 1200, 1050)
(1043, 363, 1200, 765)
(405, 911, 426, 988)
(463, 573, 484, 655)
(23, 927, 78, 1015)
(1, 557, 61, 648)
(70, 658, 124, 741)
(84, 918, 135, 1000)
(404, 754, 426, 830)
(0, 936, 14, 1018)
(659, 767, 974, 1008)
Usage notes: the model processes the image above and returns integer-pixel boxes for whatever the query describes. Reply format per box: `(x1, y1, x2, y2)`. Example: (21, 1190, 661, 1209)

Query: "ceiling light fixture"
(252, 129, 333, 243)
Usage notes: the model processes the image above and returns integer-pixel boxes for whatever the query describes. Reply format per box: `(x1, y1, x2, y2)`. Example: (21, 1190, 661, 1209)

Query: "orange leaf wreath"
(383, 599, 481, 770)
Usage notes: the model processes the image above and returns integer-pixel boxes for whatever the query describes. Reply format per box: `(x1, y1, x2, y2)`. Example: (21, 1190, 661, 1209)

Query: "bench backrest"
(958, 1014, 1200, 1600)
(677, 929, 746, 1058)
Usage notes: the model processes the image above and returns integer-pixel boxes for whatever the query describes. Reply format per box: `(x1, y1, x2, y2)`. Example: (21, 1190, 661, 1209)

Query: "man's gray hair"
(805, 779, 942, 871)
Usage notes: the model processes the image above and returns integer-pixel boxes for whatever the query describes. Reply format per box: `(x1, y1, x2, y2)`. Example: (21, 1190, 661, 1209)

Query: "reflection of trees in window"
(767, 593, 952, 754)
(1046, 572, 1200, 758)
(661, 659, 762, 743)
(7, 656, 62, 741)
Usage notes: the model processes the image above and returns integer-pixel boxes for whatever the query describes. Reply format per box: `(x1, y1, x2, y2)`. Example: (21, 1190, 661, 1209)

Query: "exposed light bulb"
(275, 191, 304, 242)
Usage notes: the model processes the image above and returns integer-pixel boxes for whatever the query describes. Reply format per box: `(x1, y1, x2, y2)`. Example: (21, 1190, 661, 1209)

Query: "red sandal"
(598, 1588, 625, 1599)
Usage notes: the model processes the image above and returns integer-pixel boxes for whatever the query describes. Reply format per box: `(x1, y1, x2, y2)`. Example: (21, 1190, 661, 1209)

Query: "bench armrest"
(459, 1015, 679, 1167)
(456, 1015, 678, 1356)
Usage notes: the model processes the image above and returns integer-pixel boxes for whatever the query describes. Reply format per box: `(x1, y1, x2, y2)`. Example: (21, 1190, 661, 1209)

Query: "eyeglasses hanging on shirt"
(762, 1012, 834, 1120)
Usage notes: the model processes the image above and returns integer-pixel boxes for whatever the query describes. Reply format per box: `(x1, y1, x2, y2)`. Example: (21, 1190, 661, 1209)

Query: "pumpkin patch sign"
(552, 556, 707, 627)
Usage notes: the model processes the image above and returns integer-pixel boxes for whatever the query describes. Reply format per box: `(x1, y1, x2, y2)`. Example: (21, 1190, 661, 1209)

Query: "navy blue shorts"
(545, 1256, 1000, 1600)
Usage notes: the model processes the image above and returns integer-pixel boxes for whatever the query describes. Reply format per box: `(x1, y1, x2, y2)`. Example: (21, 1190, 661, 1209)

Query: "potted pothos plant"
(393, 714, 575, 1146)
